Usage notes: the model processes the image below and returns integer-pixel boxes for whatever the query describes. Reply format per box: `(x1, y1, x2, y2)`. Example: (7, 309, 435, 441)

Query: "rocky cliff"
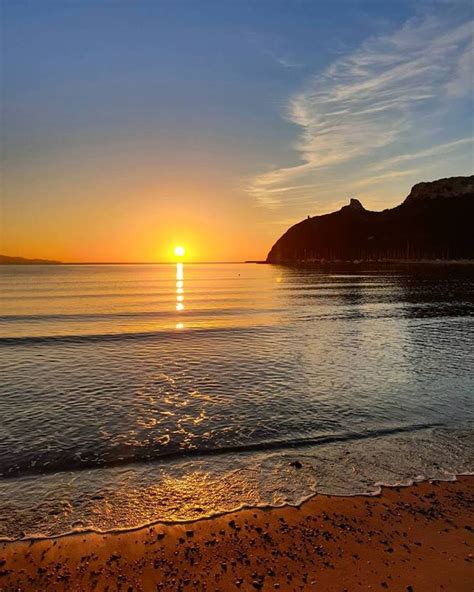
(266, 176, 474, 263)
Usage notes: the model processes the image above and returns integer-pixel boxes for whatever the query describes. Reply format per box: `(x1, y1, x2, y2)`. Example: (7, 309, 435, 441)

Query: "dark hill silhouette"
(266, 176, 474, 263)
(0, 254, 61, 265)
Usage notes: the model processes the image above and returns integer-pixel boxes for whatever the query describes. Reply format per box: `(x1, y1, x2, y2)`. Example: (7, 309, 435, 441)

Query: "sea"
(1, 263, 473, 540)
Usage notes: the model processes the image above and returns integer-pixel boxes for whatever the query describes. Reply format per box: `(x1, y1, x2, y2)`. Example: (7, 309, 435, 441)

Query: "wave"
(0, 307, 260, 323)
(0, 422, 442, 479)
(0, 325, 255, 346)
(1, 309, 472, 346)
(0, 288, 256, 301)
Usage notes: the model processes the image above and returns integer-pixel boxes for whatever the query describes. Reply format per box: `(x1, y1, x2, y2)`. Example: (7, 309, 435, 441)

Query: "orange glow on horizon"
(1, 178, 268, 263)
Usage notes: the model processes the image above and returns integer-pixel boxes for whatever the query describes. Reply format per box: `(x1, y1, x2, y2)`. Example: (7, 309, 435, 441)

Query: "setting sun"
(174, 246, 185, 257)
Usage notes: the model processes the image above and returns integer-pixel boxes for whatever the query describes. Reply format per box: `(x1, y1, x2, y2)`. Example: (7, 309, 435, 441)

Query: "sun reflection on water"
(175, 262, 185, 322)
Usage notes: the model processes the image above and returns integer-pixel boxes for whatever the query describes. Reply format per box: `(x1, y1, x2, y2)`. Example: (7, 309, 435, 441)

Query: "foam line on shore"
(1, 471, 471, 544)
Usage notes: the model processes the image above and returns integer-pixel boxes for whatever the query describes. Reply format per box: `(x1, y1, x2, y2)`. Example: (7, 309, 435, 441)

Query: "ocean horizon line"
(0, 260, 255, 265)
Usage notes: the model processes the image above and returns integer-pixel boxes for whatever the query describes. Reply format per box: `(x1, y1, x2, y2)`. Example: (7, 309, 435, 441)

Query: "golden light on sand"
(174, 245, 185, 257)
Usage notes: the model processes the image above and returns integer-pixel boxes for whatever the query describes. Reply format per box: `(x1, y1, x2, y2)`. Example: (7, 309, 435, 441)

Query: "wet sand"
(1, 476, 472, 591)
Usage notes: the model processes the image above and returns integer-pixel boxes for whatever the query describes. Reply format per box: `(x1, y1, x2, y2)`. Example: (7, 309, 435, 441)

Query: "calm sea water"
(1, 263, 473, 539)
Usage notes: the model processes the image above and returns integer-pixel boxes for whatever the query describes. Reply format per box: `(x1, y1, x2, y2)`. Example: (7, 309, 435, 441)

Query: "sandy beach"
(1, 476, 472, 591)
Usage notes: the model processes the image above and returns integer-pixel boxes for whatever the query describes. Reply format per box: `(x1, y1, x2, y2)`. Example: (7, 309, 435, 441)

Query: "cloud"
(368, 137, 473, 172)
(243, 29, 301, 70)
(249, 16, 473, 207)
(445, 36, 474, 97)
(273, 55, 300, 69)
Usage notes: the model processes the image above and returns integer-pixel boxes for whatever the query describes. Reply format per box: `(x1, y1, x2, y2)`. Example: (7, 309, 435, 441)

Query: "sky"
(1, 0, 473, 262)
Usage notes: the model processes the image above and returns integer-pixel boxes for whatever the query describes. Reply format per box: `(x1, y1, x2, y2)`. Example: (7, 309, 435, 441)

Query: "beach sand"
(1, 476, 472, 591)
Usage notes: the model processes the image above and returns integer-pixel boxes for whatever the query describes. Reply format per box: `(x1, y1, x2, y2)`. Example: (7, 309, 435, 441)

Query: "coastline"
(1, 476, 472, 591)
(262, 259, 474, 266)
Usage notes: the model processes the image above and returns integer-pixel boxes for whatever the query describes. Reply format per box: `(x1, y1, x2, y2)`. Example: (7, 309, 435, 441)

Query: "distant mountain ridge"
(0, 254, 61, 265)
(266, 176, 474, 263)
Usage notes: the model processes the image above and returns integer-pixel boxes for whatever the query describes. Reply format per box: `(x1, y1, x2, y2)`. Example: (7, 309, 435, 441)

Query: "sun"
(174, 245, 185, 257)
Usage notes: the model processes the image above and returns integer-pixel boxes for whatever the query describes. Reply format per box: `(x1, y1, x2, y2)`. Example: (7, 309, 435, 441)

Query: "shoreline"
(1, 476, 472, 591)
(1, 472, 471, 544)
(263, 259, 474, 266)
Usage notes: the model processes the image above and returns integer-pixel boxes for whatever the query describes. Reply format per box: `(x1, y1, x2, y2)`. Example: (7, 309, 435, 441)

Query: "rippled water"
(1, 263, 473, 539)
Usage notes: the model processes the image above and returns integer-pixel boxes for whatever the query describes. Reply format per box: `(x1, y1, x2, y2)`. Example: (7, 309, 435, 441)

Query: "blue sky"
(1, 0, 473, 261)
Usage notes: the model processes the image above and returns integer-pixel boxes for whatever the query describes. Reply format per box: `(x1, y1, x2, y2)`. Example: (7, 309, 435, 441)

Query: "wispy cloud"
(273, 54, 301, 69)
(243, 29, 301, 70)
(368, 137, 473, 172)
(445, 35, 474, 97)
(249, 16, 473, 207)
